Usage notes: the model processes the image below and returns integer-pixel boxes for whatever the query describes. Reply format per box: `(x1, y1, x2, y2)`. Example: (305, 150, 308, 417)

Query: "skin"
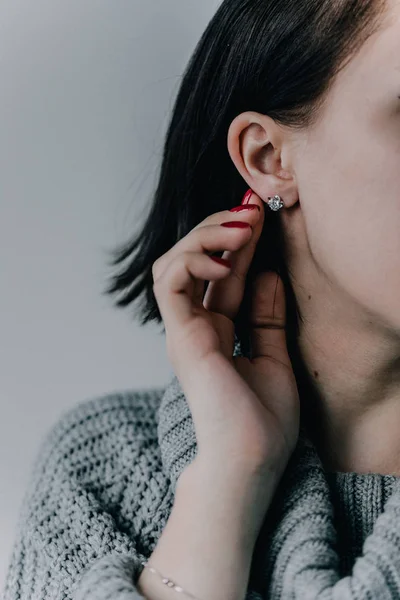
(226, 0, 400, 475)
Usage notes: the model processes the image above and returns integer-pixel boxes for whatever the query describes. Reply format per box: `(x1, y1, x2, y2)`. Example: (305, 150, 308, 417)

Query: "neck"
(290, 287, 400, 477)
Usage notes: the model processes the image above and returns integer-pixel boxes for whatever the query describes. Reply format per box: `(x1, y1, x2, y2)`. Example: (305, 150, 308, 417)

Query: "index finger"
(203, 192, 265, 318)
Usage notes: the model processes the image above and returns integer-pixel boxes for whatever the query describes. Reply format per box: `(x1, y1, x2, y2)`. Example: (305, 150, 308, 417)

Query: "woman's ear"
(227, 111, 299, 208)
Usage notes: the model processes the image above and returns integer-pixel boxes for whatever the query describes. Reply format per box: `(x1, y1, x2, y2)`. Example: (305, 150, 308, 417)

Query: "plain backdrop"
(0, 0, 220, 586)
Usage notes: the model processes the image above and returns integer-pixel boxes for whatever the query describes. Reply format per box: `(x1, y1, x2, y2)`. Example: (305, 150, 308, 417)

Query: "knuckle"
(175, 251, 192, 269)
(176, 248, 190, 261)
(152, 273, 164, 292)
(153, 253, 190, 292)
(152, 257, 162, 279)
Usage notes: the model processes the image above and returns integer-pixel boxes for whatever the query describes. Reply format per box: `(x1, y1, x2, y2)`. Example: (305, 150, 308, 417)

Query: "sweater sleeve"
(2, 389, 167, 600)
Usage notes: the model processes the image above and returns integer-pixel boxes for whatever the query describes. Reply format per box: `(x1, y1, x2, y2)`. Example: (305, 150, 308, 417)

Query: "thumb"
(248, 271, 290, 367)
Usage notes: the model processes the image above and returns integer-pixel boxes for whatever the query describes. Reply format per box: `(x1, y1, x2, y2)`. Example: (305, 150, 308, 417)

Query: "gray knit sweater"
(4, 357, 400, 599)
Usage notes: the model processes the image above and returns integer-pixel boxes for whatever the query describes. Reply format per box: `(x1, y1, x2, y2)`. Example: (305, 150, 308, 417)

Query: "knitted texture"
(2, 387, 169, 600)
(3, 339, 400, 599)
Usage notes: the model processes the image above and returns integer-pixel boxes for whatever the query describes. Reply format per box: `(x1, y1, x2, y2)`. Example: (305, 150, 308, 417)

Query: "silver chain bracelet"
(140, 560, 203, 600)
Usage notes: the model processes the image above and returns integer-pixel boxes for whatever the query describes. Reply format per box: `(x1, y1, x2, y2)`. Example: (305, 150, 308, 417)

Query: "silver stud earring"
(267, 195, 284, 211)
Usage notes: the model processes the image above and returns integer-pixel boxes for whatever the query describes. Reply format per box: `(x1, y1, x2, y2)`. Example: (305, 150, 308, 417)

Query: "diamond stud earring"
(267, 195, 284, 211)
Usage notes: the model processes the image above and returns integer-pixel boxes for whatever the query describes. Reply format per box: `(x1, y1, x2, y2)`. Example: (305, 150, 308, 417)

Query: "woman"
(3, 0, 400, 598)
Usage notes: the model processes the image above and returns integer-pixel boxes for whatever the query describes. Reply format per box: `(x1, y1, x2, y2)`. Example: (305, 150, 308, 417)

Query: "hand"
(152, 191, 300, 481)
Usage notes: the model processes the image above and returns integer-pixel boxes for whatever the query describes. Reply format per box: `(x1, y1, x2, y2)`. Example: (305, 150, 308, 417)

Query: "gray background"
(0, 0, 218, 585)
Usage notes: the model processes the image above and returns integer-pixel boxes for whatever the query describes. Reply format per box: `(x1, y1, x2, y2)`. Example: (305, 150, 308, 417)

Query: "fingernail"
(210, 256, 232, 268)
(221, 221, 252, 228)
(241, 189, 253, 205)
(230, 204, 260, 213)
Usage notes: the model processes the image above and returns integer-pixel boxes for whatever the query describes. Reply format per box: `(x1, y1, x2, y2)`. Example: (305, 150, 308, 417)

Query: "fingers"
(153, 250, 234, 336)
(152, 193, 265, 343)
(203, 193, 265, 319)
(152, 203, 261, 282)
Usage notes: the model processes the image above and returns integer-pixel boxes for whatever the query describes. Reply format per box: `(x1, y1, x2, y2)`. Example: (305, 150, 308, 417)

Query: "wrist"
(177, 456, 281, 548)
(143, 460, 260, 600)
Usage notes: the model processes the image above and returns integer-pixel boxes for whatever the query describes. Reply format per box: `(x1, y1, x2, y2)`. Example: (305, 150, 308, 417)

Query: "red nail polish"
(241, 189, 253, 205)
(230, 204, 260, 213)
(210, 256, 232, 268)
(221, 221, 252, 228)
